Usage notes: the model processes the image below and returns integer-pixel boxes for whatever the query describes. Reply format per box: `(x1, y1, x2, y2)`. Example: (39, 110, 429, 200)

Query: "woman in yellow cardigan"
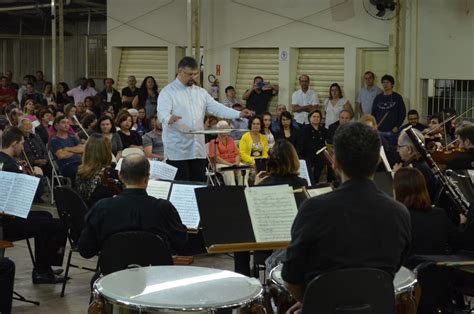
(239, 115, 269, 166)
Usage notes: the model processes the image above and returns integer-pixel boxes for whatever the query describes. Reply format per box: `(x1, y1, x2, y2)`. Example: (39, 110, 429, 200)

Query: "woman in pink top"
(209, 120, 243, 186)
(24, 99, 39, 123)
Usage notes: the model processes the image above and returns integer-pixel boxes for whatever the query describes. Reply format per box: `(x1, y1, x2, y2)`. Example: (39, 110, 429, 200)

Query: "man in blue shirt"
(50, 116, 83, 179)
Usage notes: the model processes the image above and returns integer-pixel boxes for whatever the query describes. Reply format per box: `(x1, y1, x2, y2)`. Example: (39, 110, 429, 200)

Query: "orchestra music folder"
(0, 171, 40, 218)
(195, 185, 301, 253)
(146, 180, 206, 231)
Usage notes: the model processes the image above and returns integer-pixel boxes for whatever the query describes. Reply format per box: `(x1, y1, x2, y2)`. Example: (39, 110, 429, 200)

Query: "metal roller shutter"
(117, 47, 168, 92)
(294, 48, 345, 104)
(235, 48, 279, 113)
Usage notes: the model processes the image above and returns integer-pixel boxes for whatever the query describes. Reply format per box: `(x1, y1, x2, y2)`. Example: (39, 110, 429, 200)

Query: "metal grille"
(422, 79, 474, 122)
(87, 35, 107, 79)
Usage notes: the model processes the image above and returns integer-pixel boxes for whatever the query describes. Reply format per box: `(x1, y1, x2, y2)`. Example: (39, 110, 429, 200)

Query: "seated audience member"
(116, 111, 143, 150)
(55, 82, 73, 108)
(127, 108, 139, 132)
(323, 83, 353, 129)
(96, 115, 123, 158)
(17, 75, 33, 106)
(0, 75, 17, 113)
(262, 112, 275, 152)
(42, 82, 57, 108)
(239, 115, 269, 168)
(360, 114, 399, 168)
(326, 109, 352, 144)
(136, 107, 149, 136)
(6, 107, 23, 127)
(84, 96, 101, 118)
(18, 118, 52, 177)
(35, 109, 53, 145)
(75, 101, 87, 121)
(77, 113, 97, 142)
(0, 257, 14, 314)
(98, 78, 122, 115)
(67, 77, 97, 104)
(209, 120, 243, 186)
(223, 86, 241, 107)
(271, 104, 297, 133)
(394, 128, 440, 202)
(23, 99, 39, 124)
(20, 82, 43, 108)
(65, 103, 80, 133)
(34, 70, 46, 93)
(400, 109, 427, 132)
(132, 76, 158, 118)
(103, 104, 116, 120)
(235, 139, 308, 276)
(281, 123, 411, 313)
(230, 103, 248, 140)
(50, 115, 84, 179)
(121, 75, 139, 109)
(1, 127, 67, 284)
(75, 133, 122, 207)
(447, 124, 474, 170)
(47, 110, 77, 142)
(274, 111, 301, 154)
(78, 154, 188, 259)
(300, 109, 328, 184)
(143, 115, 164, 160)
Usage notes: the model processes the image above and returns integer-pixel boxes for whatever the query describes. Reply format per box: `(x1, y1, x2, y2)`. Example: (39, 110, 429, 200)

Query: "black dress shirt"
(78, 188, 188, 258)
(274, 128, 301, 153)
(300, 124, 327, 160)
(281, 178, 411, 287)
(326, 121, 340, 144)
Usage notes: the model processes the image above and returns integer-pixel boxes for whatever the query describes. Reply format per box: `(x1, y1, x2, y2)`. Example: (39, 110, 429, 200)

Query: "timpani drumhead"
(94, 266, 263, 312)
(393, 266, 417, 295)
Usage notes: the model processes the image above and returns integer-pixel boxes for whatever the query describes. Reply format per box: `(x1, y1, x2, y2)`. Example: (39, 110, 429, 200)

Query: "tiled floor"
(6, 204, 235, 314)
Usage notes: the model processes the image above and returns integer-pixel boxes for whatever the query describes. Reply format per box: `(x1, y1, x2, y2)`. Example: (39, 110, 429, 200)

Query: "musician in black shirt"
(78, 154, 188, 259)
(281, 123, 411, 313)
(447, 124, 474, 170)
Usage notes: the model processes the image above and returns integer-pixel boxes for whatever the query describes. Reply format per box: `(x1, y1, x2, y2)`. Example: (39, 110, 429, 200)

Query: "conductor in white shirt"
(291, 74, 320, 128)
(157, 56, 252, 181)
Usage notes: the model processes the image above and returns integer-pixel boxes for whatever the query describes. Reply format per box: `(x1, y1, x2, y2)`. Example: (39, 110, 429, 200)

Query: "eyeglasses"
(397, 145, 409, 150)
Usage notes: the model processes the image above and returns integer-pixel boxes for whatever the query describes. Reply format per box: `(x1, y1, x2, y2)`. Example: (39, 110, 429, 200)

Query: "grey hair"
(398, 127, 425, 150)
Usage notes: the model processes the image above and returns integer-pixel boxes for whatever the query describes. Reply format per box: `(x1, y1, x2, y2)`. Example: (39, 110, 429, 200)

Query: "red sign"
(216, 64, 221, 76)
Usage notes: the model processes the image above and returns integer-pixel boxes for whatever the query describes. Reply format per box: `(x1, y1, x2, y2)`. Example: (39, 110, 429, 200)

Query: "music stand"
(184, 128, 248, 186)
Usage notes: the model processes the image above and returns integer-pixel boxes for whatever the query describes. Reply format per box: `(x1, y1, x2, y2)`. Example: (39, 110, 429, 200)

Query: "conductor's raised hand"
(239, 109, 253, 118)
(168, 115, 182, 125)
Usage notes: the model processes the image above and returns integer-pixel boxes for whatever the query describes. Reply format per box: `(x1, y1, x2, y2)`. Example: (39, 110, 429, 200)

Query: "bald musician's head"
(119, 154, 150, 188)
(333, 122, 381, 180)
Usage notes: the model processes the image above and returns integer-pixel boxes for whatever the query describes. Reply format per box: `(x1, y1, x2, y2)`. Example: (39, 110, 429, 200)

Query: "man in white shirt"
(291, 74, 319, 127)
(355, 71, 382, 117)
(157, 57, 252, 181)
(67, 77, 98, 104)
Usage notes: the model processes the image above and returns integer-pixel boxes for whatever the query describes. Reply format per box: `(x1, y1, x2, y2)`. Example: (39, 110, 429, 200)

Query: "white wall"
(107, 0, 474, 111)
(418, 0, 473, 80)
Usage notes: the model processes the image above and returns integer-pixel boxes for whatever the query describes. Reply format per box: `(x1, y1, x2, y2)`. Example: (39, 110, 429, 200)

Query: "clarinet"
(405, 127, 470, 216)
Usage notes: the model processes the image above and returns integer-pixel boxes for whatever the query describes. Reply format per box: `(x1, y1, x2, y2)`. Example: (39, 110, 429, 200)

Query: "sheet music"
(169, 183, 203, 229)
(298, 160, 312, 186)
(245, 185, 298, 243)
(146, 180, 172, 200)
(307, 186, 333, 198)
(0, 172, 39, 218)
(149, 160, 178, 181)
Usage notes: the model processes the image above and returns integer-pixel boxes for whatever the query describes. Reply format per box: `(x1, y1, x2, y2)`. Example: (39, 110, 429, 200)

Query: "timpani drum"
(93, 266, 263, 313)
(269, 265, 418, 313)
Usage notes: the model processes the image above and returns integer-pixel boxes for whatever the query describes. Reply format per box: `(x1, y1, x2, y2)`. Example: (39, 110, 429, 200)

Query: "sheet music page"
(307, 186, 333, 198)
(169, 183, 203, 229)
(3, 173, 39, 218)
(298, 160, 312, 186)
(146, 180, 172, 200)
(149, 160, 178, 181)
(0, 171, 15, 211)
(244, 185, 298, 243)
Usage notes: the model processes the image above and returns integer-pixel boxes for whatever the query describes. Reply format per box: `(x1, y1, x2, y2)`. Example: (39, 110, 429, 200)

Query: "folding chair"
(54, 186, 97, 297)
(48, 150, 71, 204)
(302, 268, 395, 314)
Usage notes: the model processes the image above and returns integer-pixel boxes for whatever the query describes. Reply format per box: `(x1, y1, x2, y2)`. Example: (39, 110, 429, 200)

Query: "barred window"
(87, 36, 107, 78)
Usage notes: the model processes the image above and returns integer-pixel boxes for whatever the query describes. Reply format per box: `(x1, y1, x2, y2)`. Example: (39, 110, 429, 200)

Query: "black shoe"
(53, 268, 64, 276)
(32, 269, 67, 284)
